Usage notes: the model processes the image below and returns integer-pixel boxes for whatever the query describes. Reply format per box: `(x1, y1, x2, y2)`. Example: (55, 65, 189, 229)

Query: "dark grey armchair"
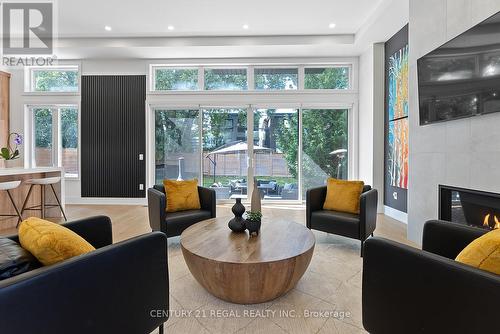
(0, 216, 169, 334)
(363, 220, 500, 333)
(148, 184, 216, 238)
(306, 185, 378, 256)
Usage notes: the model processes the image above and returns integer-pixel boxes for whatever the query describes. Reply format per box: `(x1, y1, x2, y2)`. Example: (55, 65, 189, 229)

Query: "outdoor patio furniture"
(212, 186, 231, 199)
(256, 180, 279, 195)
(279, 183, 298, 199)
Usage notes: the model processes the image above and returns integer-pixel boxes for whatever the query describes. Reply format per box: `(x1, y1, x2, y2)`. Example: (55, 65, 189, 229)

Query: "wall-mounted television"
(418, 11, 500, 125)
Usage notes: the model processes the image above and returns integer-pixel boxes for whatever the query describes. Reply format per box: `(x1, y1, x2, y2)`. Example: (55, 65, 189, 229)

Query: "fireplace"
(439, 185, 500, 230)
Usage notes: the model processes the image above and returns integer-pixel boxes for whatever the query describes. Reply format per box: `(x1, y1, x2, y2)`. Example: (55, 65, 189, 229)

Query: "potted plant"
(245, 211, 262, 236)
(1, 132, 23, 168)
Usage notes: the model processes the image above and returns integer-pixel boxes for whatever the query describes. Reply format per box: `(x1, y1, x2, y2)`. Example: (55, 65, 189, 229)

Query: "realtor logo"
(2, 1, 53, 55)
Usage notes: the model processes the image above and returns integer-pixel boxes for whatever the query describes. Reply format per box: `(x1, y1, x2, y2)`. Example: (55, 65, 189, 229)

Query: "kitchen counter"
(0, 167, 65, 231)
(0, 167, 63, 176)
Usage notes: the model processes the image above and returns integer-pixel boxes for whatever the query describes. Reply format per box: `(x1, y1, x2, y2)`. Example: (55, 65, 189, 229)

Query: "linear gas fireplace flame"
(483, 214, 491, 228)
(439, 185, 500, 230)
(483, 214, 500, 230)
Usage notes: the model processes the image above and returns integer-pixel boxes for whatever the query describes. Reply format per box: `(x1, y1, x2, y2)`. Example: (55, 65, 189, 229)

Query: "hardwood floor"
(0, 203, 415, 334)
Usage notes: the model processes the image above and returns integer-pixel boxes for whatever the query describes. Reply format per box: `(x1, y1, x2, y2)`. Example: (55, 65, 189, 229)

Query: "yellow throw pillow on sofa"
(163, 179, 201, 213)
(323, 178, 365, 214)
(455, 228, 500, 275)
(19, 217, 95, 266)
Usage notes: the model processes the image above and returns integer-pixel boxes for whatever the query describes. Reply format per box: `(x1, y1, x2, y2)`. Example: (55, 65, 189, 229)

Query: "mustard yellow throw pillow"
(323, 178, 365, 214)
(19, 217, 95, 266)
(456, 228, 500, 275)
(163, 179, 201, 213)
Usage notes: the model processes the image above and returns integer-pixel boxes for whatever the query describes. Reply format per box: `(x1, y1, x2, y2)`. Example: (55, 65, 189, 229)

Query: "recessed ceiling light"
(104, 26, 112, 31)
(242, 24, 249, 30)
(329, 23, 336, 29)
(167, 25, 175, 31)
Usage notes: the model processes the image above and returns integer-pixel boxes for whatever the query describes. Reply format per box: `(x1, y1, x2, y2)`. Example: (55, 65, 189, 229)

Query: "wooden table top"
(180, 216, 315, 264)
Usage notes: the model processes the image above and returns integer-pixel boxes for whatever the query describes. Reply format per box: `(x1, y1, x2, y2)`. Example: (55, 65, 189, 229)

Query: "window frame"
(25, 65, 81, 95)
(303, 64, 353, 91)
(28, 104, 80, 179)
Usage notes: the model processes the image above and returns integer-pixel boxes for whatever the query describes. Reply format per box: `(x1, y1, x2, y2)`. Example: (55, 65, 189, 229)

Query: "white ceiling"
(58, 0, 384, 37)
(53, 0, 409, 59)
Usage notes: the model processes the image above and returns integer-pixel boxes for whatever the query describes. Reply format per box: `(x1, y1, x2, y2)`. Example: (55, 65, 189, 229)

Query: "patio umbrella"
(206, 142, 271, 184)
(207, 142, 271, 156)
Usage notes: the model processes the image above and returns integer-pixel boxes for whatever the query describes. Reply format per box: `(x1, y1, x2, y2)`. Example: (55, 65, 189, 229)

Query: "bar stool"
(20, 177, 67, 222)
(0, 181, 23, 224)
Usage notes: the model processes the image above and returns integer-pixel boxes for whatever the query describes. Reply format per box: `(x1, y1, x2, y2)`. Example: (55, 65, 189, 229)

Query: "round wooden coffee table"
(180, 217, 315, 304)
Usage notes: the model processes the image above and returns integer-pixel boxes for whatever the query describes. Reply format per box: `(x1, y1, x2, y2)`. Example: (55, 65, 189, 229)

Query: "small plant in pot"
(245, 211, 262, 237)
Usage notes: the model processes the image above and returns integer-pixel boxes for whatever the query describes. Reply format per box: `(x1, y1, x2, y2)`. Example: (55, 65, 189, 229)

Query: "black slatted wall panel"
(81, 75, 146, 198)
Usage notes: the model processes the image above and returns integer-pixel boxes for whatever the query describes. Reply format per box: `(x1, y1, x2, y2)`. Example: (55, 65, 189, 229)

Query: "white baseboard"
(384, 205, 408, 224)
(66, 197, 147, 206)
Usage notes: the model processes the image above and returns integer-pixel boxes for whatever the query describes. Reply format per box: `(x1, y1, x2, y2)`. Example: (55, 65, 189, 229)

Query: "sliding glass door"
(253, 108, 299, 200)
(153, 106, 350, 202)
(154, 109, 201, 184)
(301, 109, 349, 196)
(202, 108, 248, 199)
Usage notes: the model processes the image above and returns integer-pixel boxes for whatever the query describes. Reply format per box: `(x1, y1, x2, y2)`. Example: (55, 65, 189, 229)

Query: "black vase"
(245, 219, 261, 236)
(228, 198, 246, 232)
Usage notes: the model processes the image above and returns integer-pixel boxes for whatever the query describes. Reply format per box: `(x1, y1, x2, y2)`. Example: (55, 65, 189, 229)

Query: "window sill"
(23, 92, 81, 97)
(147, 89, 358, 95)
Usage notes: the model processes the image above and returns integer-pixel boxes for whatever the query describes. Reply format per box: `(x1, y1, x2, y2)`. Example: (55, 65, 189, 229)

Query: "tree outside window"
(33, 69, 78, 92)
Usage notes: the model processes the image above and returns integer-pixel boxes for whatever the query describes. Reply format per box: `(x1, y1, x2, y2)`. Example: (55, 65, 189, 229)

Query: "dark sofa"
(0, 216, 169, 334)
(148, 185, 216, 238)
(362, 220, 500, 333)
(306, 185, 378, 256)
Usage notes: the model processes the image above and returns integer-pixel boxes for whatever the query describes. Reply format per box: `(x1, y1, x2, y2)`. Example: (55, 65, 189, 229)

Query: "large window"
(29, 67, 79, 92)
(254, 68, 298, 90)
(204, 68, 247, 90)
(302, 109, 348, 195)
(304, 67, 350, 89)
(151, 64, 352, 92)
(154, 68, 199, 91)
(154, 109, 201, 183)
(150, 62, 354, 201)
(31, 105, 79, 177)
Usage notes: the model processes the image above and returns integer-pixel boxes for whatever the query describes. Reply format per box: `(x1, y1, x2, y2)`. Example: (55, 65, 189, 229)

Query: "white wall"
(408, 0, 500, 244)
(358, 43, 385, 213)
(358, 48, 374, 184)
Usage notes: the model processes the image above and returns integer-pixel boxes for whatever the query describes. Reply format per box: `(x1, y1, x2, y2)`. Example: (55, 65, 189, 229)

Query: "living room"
(0, 0, 499, 333)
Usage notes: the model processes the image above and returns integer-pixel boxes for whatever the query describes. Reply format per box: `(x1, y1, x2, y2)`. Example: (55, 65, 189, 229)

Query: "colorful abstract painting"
(388, 118, 409, 189)
(387, 45, 409, 189)
(388, 45, 409, 120)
